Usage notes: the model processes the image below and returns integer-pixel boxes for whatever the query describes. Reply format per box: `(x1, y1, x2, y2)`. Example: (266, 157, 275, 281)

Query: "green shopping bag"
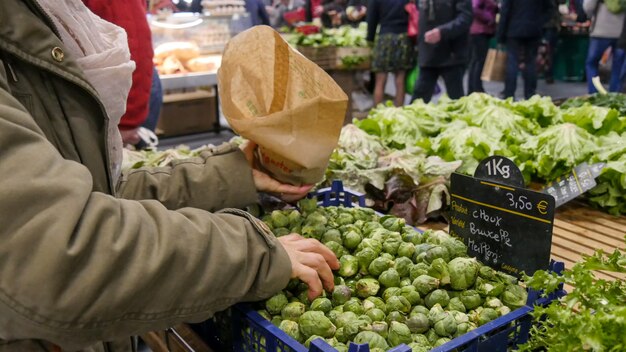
(406, 65, 419, 96)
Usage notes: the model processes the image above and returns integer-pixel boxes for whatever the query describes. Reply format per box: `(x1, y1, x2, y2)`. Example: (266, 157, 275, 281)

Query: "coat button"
(51, 47, 64, 62)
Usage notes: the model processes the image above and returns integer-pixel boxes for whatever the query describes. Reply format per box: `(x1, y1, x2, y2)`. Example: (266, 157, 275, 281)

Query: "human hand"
(424, 28, 441, 44)
(278, 234, 340, 300)
(241, 141, 313, 203)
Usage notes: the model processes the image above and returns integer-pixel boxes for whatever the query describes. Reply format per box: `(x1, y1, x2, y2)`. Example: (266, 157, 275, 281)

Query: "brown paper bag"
(481, 48, 507, 82)
(218, 26, 348, 185)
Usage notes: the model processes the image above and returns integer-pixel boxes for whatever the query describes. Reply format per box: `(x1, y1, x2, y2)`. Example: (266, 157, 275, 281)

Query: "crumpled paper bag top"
(218, 25, 348, 185)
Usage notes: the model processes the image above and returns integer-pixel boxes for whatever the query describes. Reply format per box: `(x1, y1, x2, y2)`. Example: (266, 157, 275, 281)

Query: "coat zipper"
(6, 62, 18, 82)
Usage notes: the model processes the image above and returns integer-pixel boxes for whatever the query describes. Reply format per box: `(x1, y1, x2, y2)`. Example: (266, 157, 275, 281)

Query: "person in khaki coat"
(0, 0, 339, 351)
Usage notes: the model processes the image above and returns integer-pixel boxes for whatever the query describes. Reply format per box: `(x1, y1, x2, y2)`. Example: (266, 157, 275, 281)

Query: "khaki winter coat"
(0, 0, 292, 350)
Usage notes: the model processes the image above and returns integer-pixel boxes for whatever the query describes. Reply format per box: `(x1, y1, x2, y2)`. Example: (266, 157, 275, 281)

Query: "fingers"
(299, 252, 335, 294)
(296, 264, 324, 301)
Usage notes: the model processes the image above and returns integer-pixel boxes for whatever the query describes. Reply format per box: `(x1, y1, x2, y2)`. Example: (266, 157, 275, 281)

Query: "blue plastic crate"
(194, 180, 566, 352)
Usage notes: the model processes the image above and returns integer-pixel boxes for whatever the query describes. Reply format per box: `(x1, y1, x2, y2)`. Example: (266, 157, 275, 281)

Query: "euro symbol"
(537, 200, 548, 215)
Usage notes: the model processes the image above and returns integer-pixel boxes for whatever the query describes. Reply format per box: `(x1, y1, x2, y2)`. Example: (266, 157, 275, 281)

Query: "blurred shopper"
(467, 0, 498, 94)
(246, 0, 271, 25)
(367, 0, 415, 106)
(83, 0, 155, 146)
(320, 0, 348, 28)
(543, 0, 563, 84)
(498, 0, 554, 99)
(412, 0, 472, 103)
(619, 15, 626, 91)
(305, 0, 323, 21)
(345, 0, 367, 26)
(271, 0, 306, 28)
(583, 0, 626, 93)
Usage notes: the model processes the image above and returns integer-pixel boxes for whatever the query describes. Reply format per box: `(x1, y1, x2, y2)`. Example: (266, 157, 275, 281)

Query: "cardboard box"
(157, 89, 217, 137)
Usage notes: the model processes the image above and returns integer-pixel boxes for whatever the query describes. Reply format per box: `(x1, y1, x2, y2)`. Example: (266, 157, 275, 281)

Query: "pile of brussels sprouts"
(257, 199, 528, 352)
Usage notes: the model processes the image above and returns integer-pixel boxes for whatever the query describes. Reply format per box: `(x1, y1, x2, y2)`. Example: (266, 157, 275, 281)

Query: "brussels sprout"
(394, 257, 414, 278)
(410, 305, 430, 317)
(478, 265, 498, 281)
(366, 308, 386, 322)
(325, 241, 347, 259)
(425, 289, 450, 308)
(497, 306, 512, 317)
(343, 231, 363, 250)
(311, 298, 333, 313)
(501, 284, 528, 309)
(281, 302, 306, 322)
(298, 198, 317, 214)
(339, 255, 359, 278)
(343, 298, 364, 315)
(447, 290, 462, 299)
(303, 334, 323, 348)
(270, 210, 289, 228)
(354, 249, 375, 274)
(336, 213, 354, 226)
(362, 221, 383, 236)
(447, 297, 466, 313)
(353, 331, 389, 349)
(406, 313, 430, 334)
(358, 238, 383, 255)
(380, 252, 395, 261)
(412, 275, 440, 296)
(477, 308, 499, 326)
(334, 327, 349, 343)
(332, 285, 352, 305)
(407, 343, 430, 352)
(397, 242, 416, 259)
(358, 314, 373, 324)
(484, 297, 504, 309)
(370, 348, 386, 352)
(386, 295, 411, 315)
(414, 243, 434, 258)
(496, 272, 519, 285)
(368, 228, 389, 242)
(428, 304, 446, 325)
(306, 212, 328, 226)
(382, 287, 402, 302)
(382, 238, 402, 256)
(257, 309, 271, 321)
(379, 268, 401, 288)
(328, 309, 342, 325)
(287, 209, 302, 226)
(433, 312, 457, 337)
(302, 223, 326, 240)
(400, 278, 413, 287)
(271, 316, 283, 326)
(343, 318, 371, 339)
(279, 320, 302, 342)
(368, 257, 394, 277)
(266, 292, 289, 315)
(448, 257, 480, 290)
(335, 311, 358, 329)
(325, 337, 339, 348)
(400, 286, 422, 306)
(442, 238, 468, 260)
(388, 321, 412, 346)
(411, 333, 431, 346)
(355, 278, 380, 298)
(409, 263, 431, 281)
(416, 245, 450, 264)
(385, 311, 406, 325)
(296, 290, 311, 306)
(368, 321, 389, 339)
(450, 310, 469, 325)
(427, 258, 451, 286)
(434, 337, 452, 347)
(381, 216, 405, 232)
(425, 329, 439, 345)
(364, 296, 386, 312)
(458, 290, 481, 310)
(455, 321, 476, 337)
(321, 229, 343, 245)
(339, 224, 361, 236)
(477, 280, 505, 298)
(273, 227, 290, 237)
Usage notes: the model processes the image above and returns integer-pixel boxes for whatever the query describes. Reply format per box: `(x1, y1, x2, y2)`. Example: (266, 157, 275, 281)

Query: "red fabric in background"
(83, 0, 154, 130)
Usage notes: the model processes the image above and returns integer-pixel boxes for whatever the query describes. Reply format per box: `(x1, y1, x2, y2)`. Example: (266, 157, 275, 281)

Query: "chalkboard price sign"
(449, 158, 555, 277)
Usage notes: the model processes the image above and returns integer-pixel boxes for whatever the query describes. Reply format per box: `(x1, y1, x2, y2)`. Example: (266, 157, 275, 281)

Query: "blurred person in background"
(367, 0, 415, 106)
(583, 0, 625, 93)
(467, 0, 498, 94)
(305, 0, 323, 22)
(497, 0, 554, 99)
(411, 0, 472, 103)
(319, 0, 348, 28)
(246, 0, 271, 25)
(344, 0, 367, 26)
(84, 0, 155, 146)
(271, 0, 306, 28)
(542, 0, 564, 85)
